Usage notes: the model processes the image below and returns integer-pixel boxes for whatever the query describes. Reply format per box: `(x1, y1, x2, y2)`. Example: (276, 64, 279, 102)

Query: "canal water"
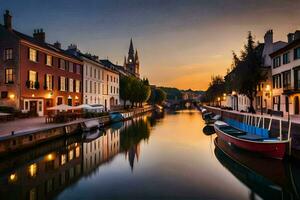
(1, 109, 300, 200)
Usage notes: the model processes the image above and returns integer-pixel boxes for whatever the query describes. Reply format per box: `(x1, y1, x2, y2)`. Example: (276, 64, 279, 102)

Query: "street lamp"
(231, 91, 238, 111)
(217, 97, 221, 107)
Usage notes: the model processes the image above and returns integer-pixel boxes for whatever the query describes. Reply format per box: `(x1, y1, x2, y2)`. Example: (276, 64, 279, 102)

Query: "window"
(94, 82, 96, 93)
(69, 78, 73, 92)
(85, 80, 88, 93)
(98, 83, 100, 94)
(283, 71, 291, 89)
(60, 154, 66, 165)
(1, 91, 8, 99)
(29, 48, 38, 62)
(111, 86, 112, 93)
(69, 62, 73, 72)
(76, 64, 81, 74)
(59, 59, 65, 70)
(296, 69, 300, 89)
(89, 81, 92, 93)
(272, 74, 281, 89)
(75, 80, 80, 93)
(4, 48, 13, 60)
(46, 55, 52, 66)
(60, 77, 66, 91)
(94, 69, 96, 78)
(5, 68, 13, 84)
(46, 74, 53, 90)
(283, 52, 290, 64)
(29, 70, 37, 89)
(273, 56, 281, 68)
(294, 47, 300, 60)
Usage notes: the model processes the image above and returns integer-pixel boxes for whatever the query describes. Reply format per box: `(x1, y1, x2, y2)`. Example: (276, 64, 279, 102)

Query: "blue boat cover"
(224, 118, 269, 138)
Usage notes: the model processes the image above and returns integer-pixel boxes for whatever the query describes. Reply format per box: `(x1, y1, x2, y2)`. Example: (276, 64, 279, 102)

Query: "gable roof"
(2, 26, 83, 62)
(270, 39, 300, 58)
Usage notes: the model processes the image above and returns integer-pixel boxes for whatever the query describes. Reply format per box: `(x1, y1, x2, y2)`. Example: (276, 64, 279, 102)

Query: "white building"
(103, 67, 120, 111)
(255, 30, 286, 113)
(67, 45, 120, 111)
(270, 30, 300, 116)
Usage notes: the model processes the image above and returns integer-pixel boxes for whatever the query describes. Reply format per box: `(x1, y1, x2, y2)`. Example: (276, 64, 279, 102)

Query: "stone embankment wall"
(204, 106, 300, 151)
(0, 106, 153, 155)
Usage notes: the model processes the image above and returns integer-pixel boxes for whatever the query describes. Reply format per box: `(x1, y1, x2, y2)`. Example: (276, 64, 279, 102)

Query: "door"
(68, 99, 72, 106)
(29, 101, 37, 116)
(295, 96, 299, 114)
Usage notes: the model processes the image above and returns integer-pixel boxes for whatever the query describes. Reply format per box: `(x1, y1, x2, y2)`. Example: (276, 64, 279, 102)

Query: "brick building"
(0, 10, 83, 116)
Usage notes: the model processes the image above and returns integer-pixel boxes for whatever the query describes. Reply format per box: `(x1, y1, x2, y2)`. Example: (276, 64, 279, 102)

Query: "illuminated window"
(29, 48, 37, 62)
(28, 163, 37, 177)
(60, 76, 66, 91)
(61, 154, 66, 165)
(76, 64, 81, 74)
(69, 78, 73, 92)
(75, 80, 80, 93)
(69, 150, 74, 161)
(75, 146, 80, 158)
(4, 48, 13, 60)
(5, 68, 13, 84)
(46, 74, 53, 90)
(29, 70, 37, 89)
(46, 55, 52, 66)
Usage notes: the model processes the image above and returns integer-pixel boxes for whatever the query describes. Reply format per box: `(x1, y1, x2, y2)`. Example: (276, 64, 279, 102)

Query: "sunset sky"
(2, 0, 300, 90)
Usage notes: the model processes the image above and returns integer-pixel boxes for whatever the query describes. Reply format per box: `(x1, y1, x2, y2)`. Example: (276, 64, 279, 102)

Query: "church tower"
(125, 39, 140, 77)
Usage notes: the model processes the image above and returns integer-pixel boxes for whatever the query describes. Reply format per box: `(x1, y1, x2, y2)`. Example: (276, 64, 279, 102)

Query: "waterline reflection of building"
(83, 127, 120, 175)
(0, 141, 83, 200)
(0, 112, 159, 200)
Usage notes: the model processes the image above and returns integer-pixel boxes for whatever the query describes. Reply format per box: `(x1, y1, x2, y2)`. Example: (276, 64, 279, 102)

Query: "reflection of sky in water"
(55, 110, 250, 200)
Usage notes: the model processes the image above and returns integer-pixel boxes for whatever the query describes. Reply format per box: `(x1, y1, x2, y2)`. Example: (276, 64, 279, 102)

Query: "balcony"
(283, 84, 300, 95)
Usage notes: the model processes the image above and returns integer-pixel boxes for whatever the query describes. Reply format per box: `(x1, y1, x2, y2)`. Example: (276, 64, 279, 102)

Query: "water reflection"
(214, 137, 300, 200)
(202, 125, 215, 136)
(0, 113, 155, 200)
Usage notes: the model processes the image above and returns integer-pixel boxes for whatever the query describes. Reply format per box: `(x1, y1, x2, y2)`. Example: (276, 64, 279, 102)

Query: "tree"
(154, 88, 166, 105)
(120, 76, 132, 108)
(202, 75, 225, 105)
(233, 32, 266, 112)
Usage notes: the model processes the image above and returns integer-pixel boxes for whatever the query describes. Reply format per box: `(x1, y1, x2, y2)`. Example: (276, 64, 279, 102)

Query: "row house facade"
(67, 46, 120, 111)
(270, 30, 300, 116)
(0, 11, 83, 116)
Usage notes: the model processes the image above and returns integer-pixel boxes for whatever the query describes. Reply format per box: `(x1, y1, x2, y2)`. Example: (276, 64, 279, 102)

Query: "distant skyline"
(2, 0, 300, 90)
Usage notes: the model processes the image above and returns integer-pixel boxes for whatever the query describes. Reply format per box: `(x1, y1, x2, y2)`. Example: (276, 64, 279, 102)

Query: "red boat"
(213, 121, 290, 160)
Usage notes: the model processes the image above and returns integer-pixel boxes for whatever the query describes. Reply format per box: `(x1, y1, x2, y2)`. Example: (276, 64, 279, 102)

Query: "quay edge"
(0, 106, 153, 156)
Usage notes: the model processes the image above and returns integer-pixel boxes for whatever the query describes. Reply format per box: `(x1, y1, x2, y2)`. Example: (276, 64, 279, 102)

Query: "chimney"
(54, 41, 61, 49)
(33, 29, 45, 43)
(288, 33, 295, 43)
(67, 44, 77, 51)
(264, 29, 273, 45)
(3, 10, 12, 30)
(294, 30, 300, 41)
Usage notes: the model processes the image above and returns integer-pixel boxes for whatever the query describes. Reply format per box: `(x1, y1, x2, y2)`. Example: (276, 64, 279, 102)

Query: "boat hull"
(214, 125, 289, 160)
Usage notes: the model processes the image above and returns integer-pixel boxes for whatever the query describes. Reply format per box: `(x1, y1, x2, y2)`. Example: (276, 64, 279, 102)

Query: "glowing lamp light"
(47, 93, 53, 98)
(9, 94, 15, 99)
(32, 94, 35, 97)
(266, 84, 271, 92)
(28, 163, 37, 177)
(75, 96, 79, 100)
(68, 95, 72, 99)
(46, 153, 55, 161)
(232, 91, 237, 96)
(223, 93, 227, 97)
(217, 97, 221, 101)
(9, 173, 16, 182)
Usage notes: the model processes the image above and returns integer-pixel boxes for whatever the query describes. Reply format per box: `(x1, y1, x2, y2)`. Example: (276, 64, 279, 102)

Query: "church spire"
(129, 38, 134, 55)
(135, 49, 139, 63)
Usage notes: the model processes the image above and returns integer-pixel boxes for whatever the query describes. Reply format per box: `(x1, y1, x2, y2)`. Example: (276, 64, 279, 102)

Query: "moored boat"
(214, 120, 290, 160)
